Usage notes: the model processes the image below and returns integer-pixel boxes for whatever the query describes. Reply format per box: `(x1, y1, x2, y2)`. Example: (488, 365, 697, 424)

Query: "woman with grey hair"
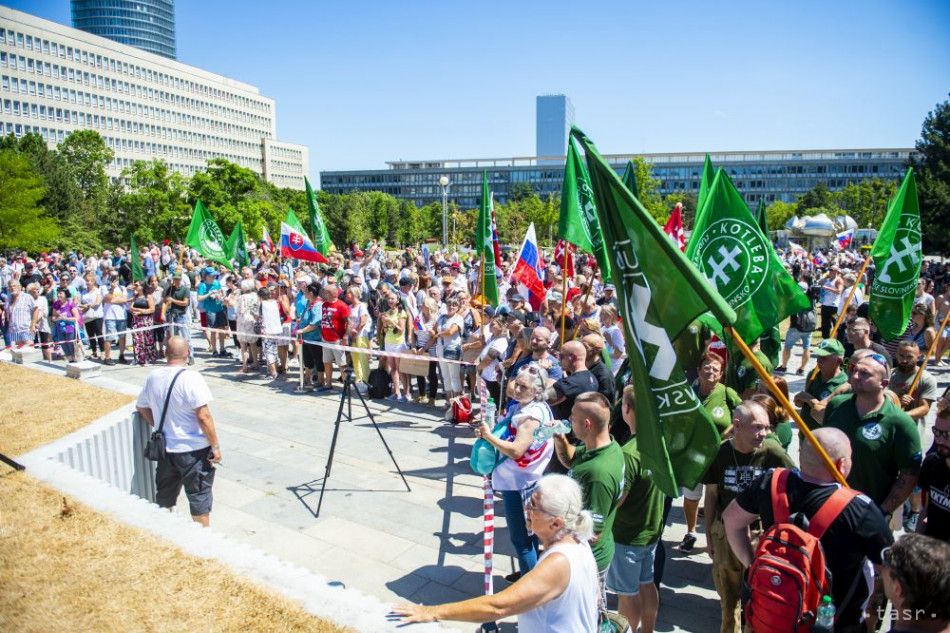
(393, 473, 599, 631)
(235, 278, 260, 372)
(27, 282, 52, 360)
(476, 363, 554, 580)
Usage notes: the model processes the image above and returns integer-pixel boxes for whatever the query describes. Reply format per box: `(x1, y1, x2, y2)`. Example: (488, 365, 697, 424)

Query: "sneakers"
(680, 532, 697, 552)
(796, 367, 805, 375)
(103, 359, 116, 366)
(774, 366, 787, 374)
(356, 383, 369, 395)
(118, 356, 128, 365)
(387, 393, 399, 401)
(315, 386, 332, 394)
(399, 395, 410, 403)
(426, 396, 436, 407)
(903, 511, 919, 533)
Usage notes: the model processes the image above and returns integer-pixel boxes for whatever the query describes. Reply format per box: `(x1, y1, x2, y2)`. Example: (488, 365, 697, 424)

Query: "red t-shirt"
(321, 299, 350, 342)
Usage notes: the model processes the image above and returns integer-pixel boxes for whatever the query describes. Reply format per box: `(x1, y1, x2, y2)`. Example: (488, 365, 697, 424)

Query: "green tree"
(765, 200, 798, 230)
(625, 157, 665, 221)
(0, 150, 60, 250)
(510, 181, 536, 202)
(796, 182, 835, 214)
(58, 130, 114, 202)
(663, 192, 697, 227)
(106, 159, 191, 245)
(833, 178, 897, 230)
(912, 96, 950, 254)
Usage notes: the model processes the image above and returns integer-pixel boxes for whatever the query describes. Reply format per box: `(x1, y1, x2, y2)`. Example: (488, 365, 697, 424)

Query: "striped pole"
(477, 377, 498, 632)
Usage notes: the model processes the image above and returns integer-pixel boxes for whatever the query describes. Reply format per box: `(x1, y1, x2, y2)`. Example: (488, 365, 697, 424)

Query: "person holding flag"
(474, 172, 499, 307)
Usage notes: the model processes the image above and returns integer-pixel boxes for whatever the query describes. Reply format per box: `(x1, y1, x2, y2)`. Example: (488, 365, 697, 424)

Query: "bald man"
(581, 333, 615, 404)
(547, 340, 598, 421)
(136, 336, 221, 527)
(723, 428, 892, 631)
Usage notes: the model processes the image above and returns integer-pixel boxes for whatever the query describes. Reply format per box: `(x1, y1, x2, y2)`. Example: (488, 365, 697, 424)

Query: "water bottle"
(534, 419, 572, 441)
(483, 398, 496, 428)
(814, 595, 835, 632)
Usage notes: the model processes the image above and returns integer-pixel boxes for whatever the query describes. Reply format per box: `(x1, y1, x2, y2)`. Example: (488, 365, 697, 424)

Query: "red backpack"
(744, 468, 858, 633)
(450, 395, 473, 424)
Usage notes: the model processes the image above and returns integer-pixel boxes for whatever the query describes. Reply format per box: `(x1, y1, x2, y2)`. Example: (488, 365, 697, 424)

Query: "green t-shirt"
(769, 420, 794, 451)
(730, 350, 773, 395)
(569, 440, 625, 571)
(699, 382, 742, 436)
(799, 369, 848, 430)
(672, 320, 709, 374)
(612, 437, 665, 546)
(823, 394, 923, 505)
(702, 438, 795, 517)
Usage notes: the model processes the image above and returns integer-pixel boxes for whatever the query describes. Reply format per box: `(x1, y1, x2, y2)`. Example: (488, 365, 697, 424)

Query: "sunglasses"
(934, 428, 950, 440)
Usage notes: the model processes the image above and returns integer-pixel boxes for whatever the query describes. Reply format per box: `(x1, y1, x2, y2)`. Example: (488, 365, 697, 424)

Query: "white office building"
(0, 6, 309, 190)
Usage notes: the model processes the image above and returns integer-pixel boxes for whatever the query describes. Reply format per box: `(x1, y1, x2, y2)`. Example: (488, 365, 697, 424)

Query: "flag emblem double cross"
(199, 219, 225, 257)
(875, 214, 921, 294)
(290, 232, 304, 248)
(692, 218, 770, 308)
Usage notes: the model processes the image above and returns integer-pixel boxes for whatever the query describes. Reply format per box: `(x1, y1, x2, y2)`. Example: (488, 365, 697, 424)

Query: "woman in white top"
(345, 286, 371, 387)
(27, 282, 52, 361)
(477, 364, 554, 578)
(393, 473, 599, 633)
(434, 297, 465, 411)
(600, 304, 626, 376)
(259, 286, 282, 381)
(412, 297, 440, 405)
(79, 272, 105, 359)
(235, 279, 261, 373)
(477, 316, 509, 405)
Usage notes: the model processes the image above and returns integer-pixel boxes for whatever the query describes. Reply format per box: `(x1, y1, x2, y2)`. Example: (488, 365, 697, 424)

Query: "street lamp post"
(439, 175, 450, 249)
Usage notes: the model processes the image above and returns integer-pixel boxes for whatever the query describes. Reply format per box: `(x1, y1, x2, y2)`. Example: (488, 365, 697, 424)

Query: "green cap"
(813, 338, 845, 358)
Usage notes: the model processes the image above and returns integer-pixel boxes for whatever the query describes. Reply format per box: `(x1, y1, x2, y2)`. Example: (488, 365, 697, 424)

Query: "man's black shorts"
(156, 446, 215, 516)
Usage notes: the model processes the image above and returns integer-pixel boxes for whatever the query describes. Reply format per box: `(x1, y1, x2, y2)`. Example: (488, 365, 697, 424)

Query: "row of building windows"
(0, 25, 270, 114)
(0, 50, 272, 129)
(1, 71, 272, 142)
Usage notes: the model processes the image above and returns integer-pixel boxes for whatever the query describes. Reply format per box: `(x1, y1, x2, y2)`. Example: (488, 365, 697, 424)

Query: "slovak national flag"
(511, 223, 546, 310)
(280, 222, 328, 263)
(262, 225, 275, 254)
(835, 229, 854, 250)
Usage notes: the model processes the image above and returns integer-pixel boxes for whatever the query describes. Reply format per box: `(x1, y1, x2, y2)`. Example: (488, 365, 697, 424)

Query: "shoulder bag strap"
(156, 369, 187, 435)
(807, 487, 860, 539)
(770, 467, 792, 524)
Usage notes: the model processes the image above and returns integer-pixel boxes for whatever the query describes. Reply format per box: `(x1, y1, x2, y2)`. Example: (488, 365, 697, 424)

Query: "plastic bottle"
(814, 595, 835, 631)
(534, 419, 573, 441)
(483, 398, 496, 428)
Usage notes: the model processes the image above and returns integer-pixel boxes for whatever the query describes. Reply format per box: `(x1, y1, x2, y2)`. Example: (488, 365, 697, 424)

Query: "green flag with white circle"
(184, 199, 232, 269)
(869, 168, 922, 341)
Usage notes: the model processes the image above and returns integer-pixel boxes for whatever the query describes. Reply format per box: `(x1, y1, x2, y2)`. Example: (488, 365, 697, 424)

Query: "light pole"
(439, 175, 450, 249)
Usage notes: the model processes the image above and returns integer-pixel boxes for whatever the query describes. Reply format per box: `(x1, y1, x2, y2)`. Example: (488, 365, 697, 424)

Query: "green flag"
(130, 234, 144, 281)
(697, 154, 715, 217)
(869, 168, 922, 341)
(753, 199, 769, 236)
(572, 126, 737, 496)
(686, 169, 810, 342)
(475, 171, 499, 306)
(185, 200, 232, 269)
(559, 137, 612, 279)
(284, 207, 307, 235)
(621, 160, 640, 198)
(305, 176, 333, 255)
(225, 221, 250, 269)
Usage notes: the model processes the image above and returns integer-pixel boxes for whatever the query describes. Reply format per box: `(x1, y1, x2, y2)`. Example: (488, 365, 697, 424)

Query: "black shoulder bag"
(144, 369, 187, 462)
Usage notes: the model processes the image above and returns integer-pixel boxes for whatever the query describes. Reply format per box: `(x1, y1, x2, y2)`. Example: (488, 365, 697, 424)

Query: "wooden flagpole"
(559, 248, 569, 345)
(727, 326, 849, 487)
(908, 308, 950, 396)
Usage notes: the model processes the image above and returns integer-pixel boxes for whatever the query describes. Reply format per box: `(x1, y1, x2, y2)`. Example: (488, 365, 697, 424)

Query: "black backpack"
(367, 367, 392, 399)
(792, 305, 817, 332)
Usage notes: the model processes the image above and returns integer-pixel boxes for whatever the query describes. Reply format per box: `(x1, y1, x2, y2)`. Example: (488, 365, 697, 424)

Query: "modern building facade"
(0, 6, 309, 189)
(321, 148, 914, 210)
(71, 0, 176, 59)
(536, 94, 574, 164)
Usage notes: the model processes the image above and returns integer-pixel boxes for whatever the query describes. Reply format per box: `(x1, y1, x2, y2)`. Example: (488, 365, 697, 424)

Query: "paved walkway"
(17, 342, 949, 632)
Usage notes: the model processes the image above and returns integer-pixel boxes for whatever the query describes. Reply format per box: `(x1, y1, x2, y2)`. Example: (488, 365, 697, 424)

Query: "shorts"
(281, 323, 292, 344)
(783, 328, 812, 350)
(681, 483, 704, 501)
(384, 342, 407, 354)
(9, 328, 32, 343)
(322, 344, 346, 365)
(606, 542, 658, 595)
(206, 311, 228, 330)
(156, 446, 216, 516)
(302, 340, 322, 371)
(104, 318, 125, 344)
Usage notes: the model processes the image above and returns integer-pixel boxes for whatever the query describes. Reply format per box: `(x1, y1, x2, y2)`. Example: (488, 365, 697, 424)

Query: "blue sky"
(6, 0, 950, 182)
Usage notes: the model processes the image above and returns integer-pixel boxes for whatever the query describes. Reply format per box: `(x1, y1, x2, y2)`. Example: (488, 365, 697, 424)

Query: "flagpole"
(559, 248, 569, 344)
(570, 282, 595, 341)
(807, 254, 873, 382)
(725, 326, 849, 487)
(907, 308, 950, 397)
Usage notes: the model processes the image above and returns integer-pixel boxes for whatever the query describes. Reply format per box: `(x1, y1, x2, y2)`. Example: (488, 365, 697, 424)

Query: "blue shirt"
(294, 291, 308, 325)
(198, 280, 224, 314)
(299, 301, 323, 342)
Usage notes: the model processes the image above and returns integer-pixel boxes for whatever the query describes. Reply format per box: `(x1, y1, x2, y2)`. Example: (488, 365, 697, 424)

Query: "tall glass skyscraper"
(536, 94, 574, 164)
(71, 0, 175, 59)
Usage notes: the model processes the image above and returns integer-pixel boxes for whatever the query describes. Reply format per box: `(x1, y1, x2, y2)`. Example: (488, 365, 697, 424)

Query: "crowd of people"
(2, 239, 950, 633)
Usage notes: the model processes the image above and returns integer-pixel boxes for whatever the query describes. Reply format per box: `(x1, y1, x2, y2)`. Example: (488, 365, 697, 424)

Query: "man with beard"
(918, 404, 950, 541)
(889, 341, 938, 424)
(508, 325, 563, 380)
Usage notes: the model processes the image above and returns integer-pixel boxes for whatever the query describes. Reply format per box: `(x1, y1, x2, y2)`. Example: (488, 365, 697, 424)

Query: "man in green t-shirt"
(822, 353, 922, 513)
(794, 338, 848, 429)
(554, 391, 624, 593)
(607, 385, 664, 633)
(729, 338, 773, 398)
(703, 400, 795, 633)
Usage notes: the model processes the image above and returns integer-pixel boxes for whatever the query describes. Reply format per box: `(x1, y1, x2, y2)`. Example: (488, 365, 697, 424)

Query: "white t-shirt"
(479, 336, 509, 382)
(517, 540, 599, 633)
(491, 401, 554, 491)
(136, 367, 214, 453)
(435, 314, 464, 354)
(348, 301, 371, 338)
(80, 287, 104, 320)
(103, 285, 128, 321)
(260, 299, 282, 335)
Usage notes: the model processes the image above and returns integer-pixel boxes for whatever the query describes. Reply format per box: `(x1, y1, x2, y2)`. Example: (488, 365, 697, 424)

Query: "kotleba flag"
(475, 172, 500, 306)
(489, 193, 503, 280)
(184, 199, 232, 269)
(280, 222, 328, 263)
(835, 229, 854, 250)
(262, 225, 274, 253)
(663, 203, 687, 251)
(511, 223, 546, 310)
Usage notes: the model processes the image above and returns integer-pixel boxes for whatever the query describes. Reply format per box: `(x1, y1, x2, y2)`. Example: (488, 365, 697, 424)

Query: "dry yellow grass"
(0, 364, 350, 633)
(0, 363, 134, 456)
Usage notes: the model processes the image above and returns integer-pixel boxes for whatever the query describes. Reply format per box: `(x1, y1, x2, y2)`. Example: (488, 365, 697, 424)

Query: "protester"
(917, 403, 950, 541)
(819, 265, 844, 339)
(880, 534, 950, 633)
(128, 280, 158, 366)
(78, 272, 105, 359)
(319, 284, 350, 391)
(235, 279, 261, 372)
(296, 282, 323, 390)
(52, 287, 81, 362)
(259, 286, 282, 382)
(795, 338, 848, 429)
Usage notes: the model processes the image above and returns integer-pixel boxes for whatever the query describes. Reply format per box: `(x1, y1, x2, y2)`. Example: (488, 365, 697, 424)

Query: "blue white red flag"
(511, 223, 546, 310)
(279, 222, 328, 263)
(421, 244, 431, 271)
(835, 229, 854, 250)
(261, 225, 274, 254)
(489, 193, 503, 280)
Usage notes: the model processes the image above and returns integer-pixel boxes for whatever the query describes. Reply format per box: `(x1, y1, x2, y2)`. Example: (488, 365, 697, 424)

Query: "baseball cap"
(506, 309, 527, 325)
(813, 338, 845, 357)
(509, 293, 526, 304)
(203, 266, 217, 277)
(604, 284, 616, 291)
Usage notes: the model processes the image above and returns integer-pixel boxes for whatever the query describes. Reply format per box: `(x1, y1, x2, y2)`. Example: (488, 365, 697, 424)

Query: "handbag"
(144, 369, 187, 462)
